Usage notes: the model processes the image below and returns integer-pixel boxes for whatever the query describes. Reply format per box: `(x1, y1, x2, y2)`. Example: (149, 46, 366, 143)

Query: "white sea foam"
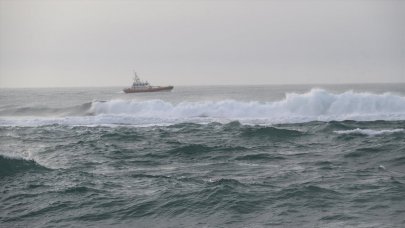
(88, 88, 405, 123)
(1, 89, 405, 126)
(334, 128, 404, 136)
(91, 89, 405, 117)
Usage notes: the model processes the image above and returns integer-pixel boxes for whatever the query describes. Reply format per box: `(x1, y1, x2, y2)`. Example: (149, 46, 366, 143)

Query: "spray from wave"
(90, 89, 405, 118)
(1, 89, 405, 126)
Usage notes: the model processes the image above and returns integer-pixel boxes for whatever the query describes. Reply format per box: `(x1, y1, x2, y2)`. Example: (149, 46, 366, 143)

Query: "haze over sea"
(1, 84, 405, 227)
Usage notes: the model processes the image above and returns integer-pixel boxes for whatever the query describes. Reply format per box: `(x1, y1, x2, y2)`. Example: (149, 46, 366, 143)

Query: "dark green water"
(1, 85, 405, 227)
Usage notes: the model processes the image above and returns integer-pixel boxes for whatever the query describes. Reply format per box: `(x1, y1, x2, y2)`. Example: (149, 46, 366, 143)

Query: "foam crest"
(89, 99, 273, 118)
(334, 128, 404, 136)
(1, 89, 405, 126)
(90, 89, 405, 120)
(280, 89, 405, 116)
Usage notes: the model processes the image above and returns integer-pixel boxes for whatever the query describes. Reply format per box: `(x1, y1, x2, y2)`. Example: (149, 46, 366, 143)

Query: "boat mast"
(133, 70, 141, 83)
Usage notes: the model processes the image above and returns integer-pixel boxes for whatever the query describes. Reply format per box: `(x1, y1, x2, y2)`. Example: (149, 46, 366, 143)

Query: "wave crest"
(0, 154, 49, 176)
(334, 128, 404, 136)
(2, 89, 405, 126)
(90, 89, 405, 122)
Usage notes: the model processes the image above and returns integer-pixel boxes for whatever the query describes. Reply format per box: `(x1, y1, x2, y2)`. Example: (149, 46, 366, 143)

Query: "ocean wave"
(0, 154, 49, 177)
(1, 89, 405, 126)
(234, 153, 286, 161)
(0, 102, 93, 117)
(241, 126, 304, 138)
(334, 128, 404, 136)
(90, 89, 405, 117)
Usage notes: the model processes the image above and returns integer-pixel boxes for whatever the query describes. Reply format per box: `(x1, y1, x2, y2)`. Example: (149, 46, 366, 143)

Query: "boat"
(123, 72, 174, 93)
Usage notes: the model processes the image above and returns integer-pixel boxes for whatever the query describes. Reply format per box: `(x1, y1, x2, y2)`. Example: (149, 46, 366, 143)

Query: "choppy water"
(1, 84, 405, 227)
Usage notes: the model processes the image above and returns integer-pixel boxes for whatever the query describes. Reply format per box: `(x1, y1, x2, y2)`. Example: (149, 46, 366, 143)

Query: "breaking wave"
(90, 89, 405, 118)
(1, 89, 405, 126)
(87, 89, 405, 124)
(334, 128, 404, 136)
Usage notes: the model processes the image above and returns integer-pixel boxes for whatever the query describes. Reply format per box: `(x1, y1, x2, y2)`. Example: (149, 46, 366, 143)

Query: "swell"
(165, 144, 247, 158)
(234, 153, 286, 161)
(241, 126, 304, 138)
(0, 154, 49, 177)
(0, 102, 93, 117)
(1, 119, 404, 227)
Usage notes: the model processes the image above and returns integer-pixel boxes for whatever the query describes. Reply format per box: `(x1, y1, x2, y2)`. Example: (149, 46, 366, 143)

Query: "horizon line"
(1, 81, 405, 89)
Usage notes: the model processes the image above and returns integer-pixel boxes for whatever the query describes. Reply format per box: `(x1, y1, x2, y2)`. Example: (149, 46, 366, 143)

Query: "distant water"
(1, 84, 405, 227)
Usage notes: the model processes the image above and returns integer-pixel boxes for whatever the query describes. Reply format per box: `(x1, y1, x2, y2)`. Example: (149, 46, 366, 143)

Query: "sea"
(1, 84, 405, 228)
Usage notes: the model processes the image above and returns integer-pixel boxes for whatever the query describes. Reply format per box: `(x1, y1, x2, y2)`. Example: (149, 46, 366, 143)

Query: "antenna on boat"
(133, 70, 140, 83)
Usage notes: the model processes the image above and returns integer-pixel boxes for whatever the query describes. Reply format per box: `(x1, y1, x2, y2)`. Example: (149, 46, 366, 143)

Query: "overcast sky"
(0, 0, 404, 87)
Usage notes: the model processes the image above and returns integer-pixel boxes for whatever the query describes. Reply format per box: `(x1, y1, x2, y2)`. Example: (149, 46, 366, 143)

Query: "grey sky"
(0, 0, 404, 87)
